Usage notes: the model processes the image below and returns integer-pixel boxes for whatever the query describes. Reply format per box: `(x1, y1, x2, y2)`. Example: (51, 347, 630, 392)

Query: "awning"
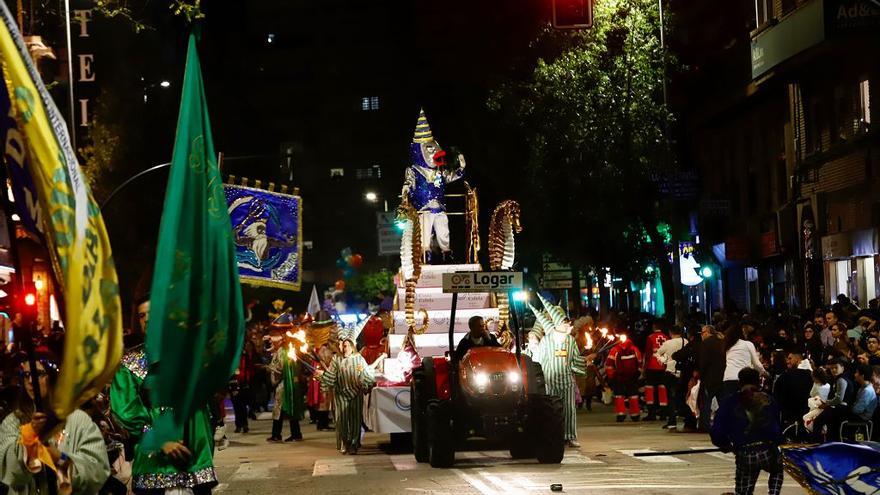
(821, 228, 879, 260)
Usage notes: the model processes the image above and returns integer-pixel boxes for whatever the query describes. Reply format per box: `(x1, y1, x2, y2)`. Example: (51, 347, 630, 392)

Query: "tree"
(346, 269, 396, 305)
(490, 0, 674, 299)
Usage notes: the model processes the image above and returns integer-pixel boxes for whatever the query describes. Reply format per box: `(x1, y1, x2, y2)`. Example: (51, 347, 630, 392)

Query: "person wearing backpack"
(605, 333, 643, 422)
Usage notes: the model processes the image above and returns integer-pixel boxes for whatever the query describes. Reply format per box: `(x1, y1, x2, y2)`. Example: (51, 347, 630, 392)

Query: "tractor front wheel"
(427, 399, 455, 468)
(530, 394, 564, 464)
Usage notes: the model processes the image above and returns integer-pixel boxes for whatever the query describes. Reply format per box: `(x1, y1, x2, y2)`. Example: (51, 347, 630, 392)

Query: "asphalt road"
(212, 405, 806, 494)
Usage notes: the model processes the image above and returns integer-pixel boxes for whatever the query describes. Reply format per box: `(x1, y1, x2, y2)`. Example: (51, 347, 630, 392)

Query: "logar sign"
(442, 271, 523, 293)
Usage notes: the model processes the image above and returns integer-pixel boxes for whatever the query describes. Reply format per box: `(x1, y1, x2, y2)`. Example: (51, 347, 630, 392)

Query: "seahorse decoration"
(488, 200, 522, 349)
(464, 181, 480, 264)
(397, 202, 429, 335)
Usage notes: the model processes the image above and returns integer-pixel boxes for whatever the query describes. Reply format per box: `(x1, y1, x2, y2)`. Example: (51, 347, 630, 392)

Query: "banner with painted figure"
(783, 442, 880, 494)
(225, 184, 302, 291)
(0, 1, 122, 418)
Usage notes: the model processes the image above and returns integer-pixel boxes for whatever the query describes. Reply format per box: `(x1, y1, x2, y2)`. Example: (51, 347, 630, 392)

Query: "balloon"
(336, 258, 347, 269)
(342, 267, 355, 280)
(335, 280, 346, 291)
(351, 254, 364, 268)
(341, 247, 353, 258)
(345, 255, 354, 266)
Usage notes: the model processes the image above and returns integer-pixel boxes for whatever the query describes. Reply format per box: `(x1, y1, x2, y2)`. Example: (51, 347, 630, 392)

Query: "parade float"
(365, 109, 536, 442)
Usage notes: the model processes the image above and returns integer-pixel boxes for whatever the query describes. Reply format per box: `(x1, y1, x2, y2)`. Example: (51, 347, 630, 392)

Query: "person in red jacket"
(606, 333, 643, 422)
(643, 320, 669, 421)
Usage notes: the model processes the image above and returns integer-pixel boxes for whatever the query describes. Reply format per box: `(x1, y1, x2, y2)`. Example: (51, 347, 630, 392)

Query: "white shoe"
(566, 440, 581, 448)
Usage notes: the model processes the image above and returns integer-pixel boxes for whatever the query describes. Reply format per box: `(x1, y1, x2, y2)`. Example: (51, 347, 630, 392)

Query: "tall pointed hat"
(537, 293, 567, 328)
(413, 108, 434, 143)
(528, 302, 553, 336)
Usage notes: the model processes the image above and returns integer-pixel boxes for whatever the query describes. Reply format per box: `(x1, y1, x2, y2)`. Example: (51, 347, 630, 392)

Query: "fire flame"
(599, 327, 608, 337)
(586, 334, 593, 349)
(287, 342, 297, 361)
(620, 334, 628, 343)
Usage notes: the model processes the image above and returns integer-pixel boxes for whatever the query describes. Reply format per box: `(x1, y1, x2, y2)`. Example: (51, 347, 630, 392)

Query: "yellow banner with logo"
(0, 3, 122, 418)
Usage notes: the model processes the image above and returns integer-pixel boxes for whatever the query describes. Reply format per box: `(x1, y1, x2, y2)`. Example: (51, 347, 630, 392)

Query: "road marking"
(480, 472, 526, 494)
(390, 454, 420, 471)
(690, 445, 735, 461)
(230, 461, 279, 480)
(312, 457, 357, 476)
(451, 469, 499, 495)
(618, 449, 686, 463)
(514, 476, 540, 489)
(562, 452, 604, 464)
(214, 483, 228, 492)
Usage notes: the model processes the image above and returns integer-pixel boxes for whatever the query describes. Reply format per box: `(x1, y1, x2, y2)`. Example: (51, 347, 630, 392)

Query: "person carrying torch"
(266, 329, 309, 443)
(605, 332, 643, 422)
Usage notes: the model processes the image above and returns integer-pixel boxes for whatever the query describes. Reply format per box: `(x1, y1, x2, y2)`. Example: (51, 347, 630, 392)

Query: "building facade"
(686, 0, 880, 313)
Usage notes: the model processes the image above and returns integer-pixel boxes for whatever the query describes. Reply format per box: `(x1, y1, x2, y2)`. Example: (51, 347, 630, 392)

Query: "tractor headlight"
(474, 372, 490, 389)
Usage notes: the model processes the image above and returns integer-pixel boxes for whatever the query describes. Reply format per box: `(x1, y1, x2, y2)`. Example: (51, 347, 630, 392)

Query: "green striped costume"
(321, 353, 375, 451)
(526, 332, 586, 440)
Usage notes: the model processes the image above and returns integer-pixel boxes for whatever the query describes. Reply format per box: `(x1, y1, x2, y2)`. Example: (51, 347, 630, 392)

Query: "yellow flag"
(0, 3, 122, 418)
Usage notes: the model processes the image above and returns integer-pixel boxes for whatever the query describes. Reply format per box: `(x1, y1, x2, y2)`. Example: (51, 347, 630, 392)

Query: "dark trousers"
(699, 384, 722, 432)
(812, 406, 847, 441)
(722, 380, 739, 401)
(734, 447, 783, 495)
(231, 388, 250, 430)
(315, 410, 331, 430)
(272, 415, 303, 439)
(99, 477, 128, 495)
(644, 370, 667, 415)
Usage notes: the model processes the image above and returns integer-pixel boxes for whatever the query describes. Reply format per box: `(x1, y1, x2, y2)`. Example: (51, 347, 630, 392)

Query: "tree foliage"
(346, 269, 396, 304)
(490, 0, 674, 282)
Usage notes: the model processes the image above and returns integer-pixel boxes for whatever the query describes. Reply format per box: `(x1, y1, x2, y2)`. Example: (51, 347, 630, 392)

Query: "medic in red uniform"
(605, 333, 643, 422)
(643, 321, 669, 421)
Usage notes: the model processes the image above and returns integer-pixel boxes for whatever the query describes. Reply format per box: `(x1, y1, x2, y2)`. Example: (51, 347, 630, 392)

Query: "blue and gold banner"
(783, 442, 880, 494)
(225, 184, 301, 291)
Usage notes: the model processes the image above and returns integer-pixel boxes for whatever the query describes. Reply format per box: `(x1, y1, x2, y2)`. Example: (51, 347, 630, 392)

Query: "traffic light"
(553, 0, 593, 29)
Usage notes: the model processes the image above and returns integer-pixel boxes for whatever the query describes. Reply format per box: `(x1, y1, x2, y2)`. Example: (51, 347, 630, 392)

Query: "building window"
(859, 78, 871, 130)
(355, 165, 382, 180)
(330, 168, 344, 178)
(361, 96, 380, 111)
(754, 0, 772, 28)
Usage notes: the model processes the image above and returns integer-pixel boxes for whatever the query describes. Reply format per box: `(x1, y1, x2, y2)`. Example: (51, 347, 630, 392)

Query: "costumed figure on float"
(525, 294, 587, 448)
(400, 108, 466, 265)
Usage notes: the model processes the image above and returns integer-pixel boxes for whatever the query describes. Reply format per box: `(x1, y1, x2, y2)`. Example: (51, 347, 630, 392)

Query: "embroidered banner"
(225, 184, 302, 291)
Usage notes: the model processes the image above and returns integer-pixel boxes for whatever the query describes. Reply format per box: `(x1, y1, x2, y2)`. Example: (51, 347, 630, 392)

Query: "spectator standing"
(655, 326, 688, 429)
(722, 324, 767, 399)
(697, 325, 726, 431)
(821, 312, 837, 348)
(772, 351, 813, 425)
(711, 368, 784, 495)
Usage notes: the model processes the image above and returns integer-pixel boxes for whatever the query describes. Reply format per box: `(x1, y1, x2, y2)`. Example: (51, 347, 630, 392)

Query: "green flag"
(144, 31, 245, 449)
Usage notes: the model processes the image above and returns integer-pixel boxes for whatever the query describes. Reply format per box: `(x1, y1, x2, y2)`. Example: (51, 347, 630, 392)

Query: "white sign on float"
(442, 271, 523, 293)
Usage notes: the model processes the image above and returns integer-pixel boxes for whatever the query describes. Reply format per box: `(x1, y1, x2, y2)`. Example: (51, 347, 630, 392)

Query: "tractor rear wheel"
(427, 399, 455, 468)
(530, 394, 564, 464)
(411, 367, 429, 463)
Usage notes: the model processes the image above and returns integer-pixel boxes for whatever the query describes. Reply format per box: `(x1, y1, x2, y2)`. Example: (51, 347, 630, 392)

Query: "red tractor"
(410, 337, 565, 467)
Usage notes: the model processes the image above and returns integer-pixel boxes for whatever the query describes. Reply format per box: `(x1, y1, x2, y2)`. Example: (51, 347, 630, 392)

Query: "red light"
(24, 293, 36, 306)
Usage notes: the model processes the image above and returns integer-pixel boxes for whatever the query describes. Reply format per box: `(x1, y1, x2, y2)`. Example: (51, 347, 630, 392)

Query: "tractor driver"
(455, 316, 500, 361)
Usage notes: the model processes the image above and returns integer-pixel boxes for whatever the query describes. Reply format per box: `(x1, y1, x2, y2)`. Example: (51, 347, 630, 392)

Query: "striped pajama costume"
(321, 353, 376, 451)
(526, 332, 587, 440)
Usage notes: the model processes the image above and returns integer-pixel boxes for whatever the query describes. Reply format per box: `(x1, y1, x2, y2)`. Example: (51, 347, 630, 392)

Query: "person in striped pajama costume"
(318, 335, 376, 455)
(526, 295, 587, 448)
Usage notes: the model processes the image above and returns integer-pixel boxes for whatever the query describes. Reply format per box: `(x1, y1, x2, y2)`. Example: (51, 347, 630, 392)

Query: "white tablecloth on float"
(365, 386, 411, 434)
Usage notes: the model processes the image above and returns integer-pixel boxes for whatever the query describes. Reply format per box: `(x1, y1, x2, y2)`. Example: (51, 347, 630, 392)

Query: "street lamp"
(159, 80, 171, 88)
(701, 265, 714, 324)
(512, 290, 528, 302)
(364, 191, 378, 202)
(700, 266, 713, 279)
